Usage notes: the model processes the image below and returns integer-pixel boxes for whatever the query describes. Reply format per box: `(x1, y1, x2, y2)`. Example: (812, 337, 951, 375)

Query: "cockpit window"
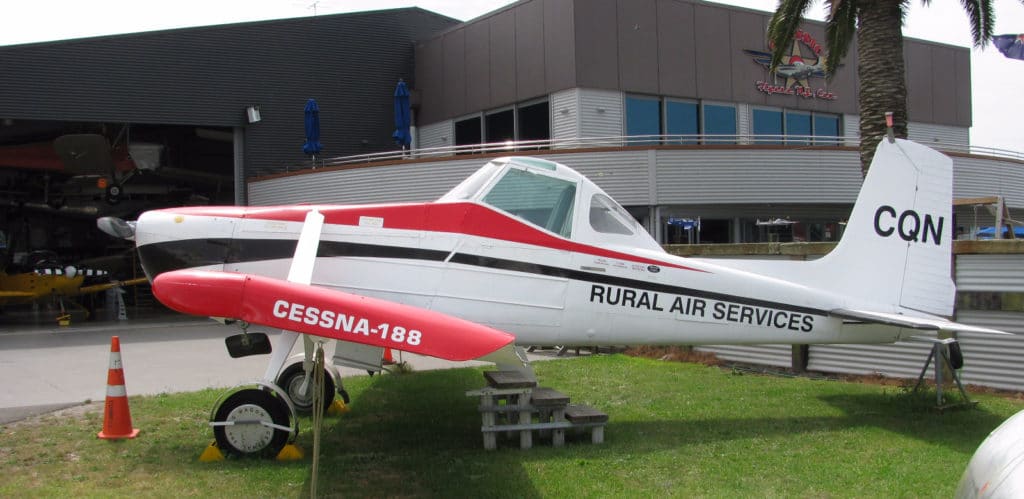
(482, 167, 576, 238)
(440, 161, 504, 201)
(589, 193, 636, 235)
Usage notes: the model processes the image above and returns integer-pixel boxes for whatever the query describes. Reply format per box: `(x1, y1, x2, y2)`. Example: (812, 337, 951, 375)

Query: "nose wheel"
(211, 387, 293, 458)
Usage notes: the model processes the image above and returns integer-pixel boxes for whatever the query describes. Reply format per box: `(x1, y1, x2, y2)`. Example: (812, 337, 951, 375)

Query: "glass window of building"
(752, 108, 783, 144)
(813, 114, 841, 145)
(665, 100, 699, 145)
(454, 116, 482, 152)
(517, 100, 550, 145)
(625, 95, 662, 145)
(702, 104, 736, 144)
(485, 108, 515, 144)
(785, 112, 812, 145)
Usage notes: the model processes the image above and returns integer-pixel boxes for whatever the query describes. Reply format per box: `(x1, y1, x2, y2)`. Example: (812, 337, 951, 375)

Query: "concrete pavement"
(0, 312, 568, 423)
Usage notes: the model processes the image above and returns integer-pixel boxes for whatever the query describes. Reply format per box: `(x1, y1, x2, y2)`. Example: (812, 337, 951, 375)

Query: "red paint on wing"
(152, 269, 514, 361)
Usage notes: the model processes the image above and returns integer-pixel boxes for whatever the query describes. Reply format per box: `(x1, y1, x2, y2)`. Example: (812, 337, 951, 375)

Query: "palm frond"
(824, 0, 858, 76)
(959, 0, 996, 47)
(767, 0, 816, 70)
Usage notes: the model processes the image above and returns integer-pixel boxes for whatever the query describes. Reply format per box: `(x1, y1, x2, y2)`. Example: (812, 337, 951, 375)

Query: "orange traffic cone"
(383, 347, 395, 365)
(97, 336, 140, 439)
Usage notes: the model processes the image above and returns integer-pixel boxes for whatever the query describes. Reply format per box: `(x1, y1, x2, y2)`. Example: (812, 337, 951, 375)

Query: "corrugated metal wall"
(654, 149, 862, 204)
(551, 88, 581, 145)
(418, 120, 453, 151)
(842, 114, 859, 146)
(578, 89, 624, 141)
(908, 121, 970, 147)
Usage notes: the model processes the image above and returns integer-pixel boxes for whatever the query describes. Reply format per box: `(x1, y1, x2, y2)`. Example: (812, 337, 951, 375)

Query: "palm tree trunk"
(856, 0, 908, 176)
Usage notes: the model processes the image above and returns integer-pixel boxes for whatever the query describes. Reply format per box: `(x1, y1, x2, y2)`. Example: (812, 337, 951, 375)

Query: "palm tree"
(768, 0, 995, 176)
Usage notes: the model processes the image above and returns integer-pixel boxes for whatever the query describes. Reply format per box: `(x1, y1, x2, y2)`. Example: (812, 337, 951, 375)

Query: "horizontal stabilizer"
(152, 269, 516, 361)
(832, 308, 1011, 335)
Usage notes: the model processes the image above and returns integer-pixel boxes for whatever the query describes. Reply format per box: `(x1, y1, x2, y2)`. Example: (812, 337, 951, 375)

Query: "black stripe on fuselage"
(138, 238, 826, 317)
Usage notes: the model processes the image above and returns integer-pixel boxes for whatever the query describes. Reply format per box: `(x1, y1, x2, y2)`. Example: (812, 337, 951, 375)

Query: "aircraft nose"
(133, 209, 236, 279)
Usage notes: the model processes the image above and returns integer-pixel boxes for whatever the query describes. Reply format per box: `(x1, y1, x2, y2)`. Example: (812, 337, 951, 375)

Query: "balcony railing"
(313, 134, 1024, 168)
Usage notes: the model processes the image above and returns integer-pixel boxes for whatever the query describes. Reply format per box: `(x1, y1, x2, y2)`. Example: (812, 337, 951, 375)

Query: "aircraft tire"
(276, 362, 335, 415)
(212, 388, 290, 458)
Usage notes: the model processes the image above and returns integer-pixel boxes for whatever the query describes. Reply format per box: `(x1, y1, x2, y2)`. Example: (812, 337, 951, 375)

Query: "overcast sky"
(1, 0, 1021, 151)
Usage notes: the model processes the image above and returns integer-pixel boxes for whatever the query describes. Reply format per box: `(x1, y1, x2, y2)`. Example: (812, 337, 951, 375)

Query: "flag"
(993, 34, 1024, 61)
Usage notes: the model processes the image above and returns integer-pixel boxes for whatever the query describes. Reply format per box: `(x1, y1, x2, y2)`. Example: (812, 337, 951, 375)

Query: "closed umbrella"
(392, 80, 411, 150)
(303, 98, 322, 166)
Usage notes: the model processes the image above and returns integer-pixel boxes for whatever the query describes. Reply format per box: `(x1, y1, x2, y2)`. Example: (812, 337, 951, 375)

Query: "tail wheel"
(276, 362, 335, 415)
(213, 388, 290, 458)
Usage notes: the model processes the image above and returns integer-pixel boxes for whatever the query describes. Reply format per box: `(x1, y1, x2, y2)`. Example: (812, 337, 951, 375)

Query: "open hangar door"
(0, 120, 234, 321)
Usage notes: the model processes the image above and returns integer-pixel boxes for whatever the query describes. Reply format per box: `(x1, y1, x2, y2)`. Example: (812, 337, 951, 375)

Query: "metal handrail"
(314, 134, 1024, 167)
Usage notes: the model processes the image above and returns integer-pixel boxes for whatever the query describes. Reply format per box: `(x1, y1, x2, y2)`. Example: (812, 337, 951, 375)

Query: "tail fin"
(813, 139, 954, 316)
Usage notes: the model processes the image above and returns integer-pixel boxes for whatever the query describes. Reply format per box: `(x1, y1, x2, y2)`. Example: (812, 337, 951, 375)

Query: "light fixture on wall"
(559, 108, 569, 115)
(246, 105, 262, 123)
(596, 107, 606, 114)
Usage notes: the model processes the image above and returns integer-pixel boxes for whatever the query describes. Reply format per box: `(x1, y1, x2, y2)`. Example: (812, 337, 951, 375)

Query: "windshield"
(481, 167, 577, 238)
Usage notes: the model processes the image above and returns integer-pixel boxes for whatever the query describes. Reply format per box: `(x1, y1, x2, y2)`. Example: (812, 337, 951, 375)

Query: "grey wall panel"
(544, 0, 577, 91)
(808, 343, 934, 379)
(929, 44, 959, 126)
(551, 88, 581, 142)
(248, 158, 487, 206)
(655, 149, 863, 204)
(578, 89, 624, 139)
(692, 4, 733, 101)
(955, 49, 972, 126)
(574, 0, 619, 89)
(729, 11, 770, 107)
(952, 156, 1024, 206)
(905, 42, 934, 124)
(956, 312, 1024, 391)
(696, 344, 793, 368)
(516, 0, 548, 101)
(545, 150, 651, 205)
(416, 38, 447, 125)
(489, 10, 519, 107)
(417, 120, 453, 150)
(464, 21, 492, 113)
(956, 254, 1024, 292)
(617, 0, 660, 95)
(656, 0, 697, 98)
(442, 29, 468, 118)
(907, 122, 969, 147)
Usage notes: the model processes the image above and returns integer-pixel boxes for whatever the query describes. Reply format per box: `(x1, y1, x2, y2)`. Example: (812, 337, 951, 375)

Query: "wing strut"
(262, 209, 324, 383)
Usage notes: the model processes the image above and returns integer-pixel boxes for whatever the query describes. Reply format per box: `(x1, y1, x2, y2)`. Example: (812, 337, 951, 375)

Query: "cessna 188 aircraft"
(100, 137, 1006, 457)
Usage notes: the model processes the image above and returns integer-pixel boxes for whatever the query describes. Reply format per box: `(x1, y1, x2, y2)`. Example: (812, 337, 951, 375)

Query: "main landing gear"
(209, 382, 297, 458)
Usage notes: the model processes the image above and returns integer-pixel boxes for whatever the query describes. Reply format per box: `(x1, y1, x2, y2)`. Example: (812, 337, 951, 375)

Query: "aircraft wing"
(152, 269, 516, 361)
(78, 277, 150, 295)
(832, 308, 1011, 335)
(0, 290, 36, 298)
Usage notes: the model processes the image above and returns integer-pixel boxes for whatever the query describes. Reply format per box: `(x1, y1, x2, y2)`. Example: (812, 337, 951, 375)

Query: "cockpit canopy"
(439, 157, 664, 252)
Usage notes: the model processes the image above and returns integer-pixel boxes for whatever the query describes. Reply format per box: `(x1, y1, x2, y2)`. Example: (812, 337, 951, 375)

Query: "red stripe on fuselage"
(154, 203, 705, 273)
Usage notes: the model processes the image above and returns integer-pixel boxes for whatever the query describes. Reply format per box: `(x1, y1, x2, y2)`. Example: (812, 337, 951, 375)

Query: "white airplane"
(99, 137, 1006, 457)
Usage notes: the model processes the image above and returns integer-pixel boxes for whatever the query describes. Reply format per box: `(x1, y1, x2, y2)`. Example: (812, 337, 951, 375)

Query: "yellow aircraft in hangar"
(0, 264, 147, 308)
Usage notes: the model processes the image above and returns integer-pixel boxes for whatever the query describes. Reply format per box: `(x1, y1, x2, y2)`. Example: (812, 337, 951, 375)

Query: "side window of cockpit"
(482, 168, 576, 238)
(589, 193, 635, 235)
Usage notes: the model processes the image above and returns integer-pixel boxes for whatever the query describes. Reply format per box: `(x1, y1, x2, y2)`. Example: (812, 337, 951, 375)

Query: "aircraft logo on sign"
(744, 29, 837, 101)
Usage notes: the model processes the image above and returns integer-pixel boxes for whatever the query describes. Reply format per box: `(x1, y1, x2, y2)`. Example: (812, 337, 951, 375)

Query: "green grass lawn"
(3, 354, 1021, 497)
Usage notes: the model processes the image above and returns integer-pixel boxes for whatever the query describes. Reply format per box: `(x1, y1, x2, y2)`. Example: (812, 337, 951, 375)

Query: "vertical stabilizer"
(812, 139, 955, 316)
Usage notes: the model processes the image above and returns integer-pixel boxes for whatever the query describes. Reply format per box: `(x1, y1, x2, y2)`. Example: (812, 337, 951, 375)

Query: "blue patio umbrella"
(392, 80, 411, 148)
(303, 98, 322, 159)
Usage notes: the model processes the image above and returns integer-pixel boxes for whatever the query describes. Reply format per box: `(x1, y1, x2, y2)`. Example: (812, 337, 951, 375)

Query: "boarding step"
(468, 373, 607, 450)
